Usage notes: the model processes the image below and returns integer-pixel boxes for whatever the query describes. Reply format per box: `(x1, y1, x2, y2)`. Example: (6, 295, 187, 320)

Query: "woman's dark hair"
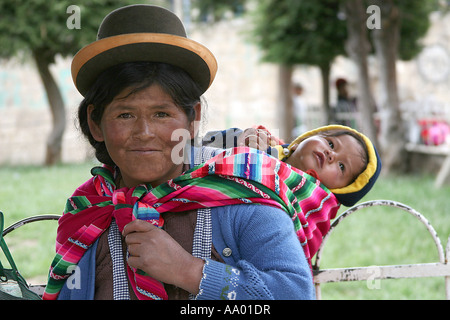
(78, 62, 203, 166)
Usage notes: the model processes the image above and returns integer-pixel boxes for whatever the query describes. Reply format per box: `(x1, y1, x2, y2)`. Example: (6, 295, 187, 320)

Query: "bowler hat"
(71, 5, 218, 97)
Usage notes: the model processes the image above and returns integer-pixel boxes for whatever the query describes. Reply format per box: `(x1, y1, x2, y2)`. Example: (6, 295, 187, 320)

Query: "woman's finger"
(122, 219, 154, 237)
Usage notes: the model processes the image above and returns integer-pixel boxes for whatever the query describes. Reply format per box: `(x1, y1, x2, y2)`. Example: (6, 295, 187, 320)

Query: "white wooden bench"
(405, 143, 450, 188)
(401, 99, 450, 188)
(313, 200, 450, 300)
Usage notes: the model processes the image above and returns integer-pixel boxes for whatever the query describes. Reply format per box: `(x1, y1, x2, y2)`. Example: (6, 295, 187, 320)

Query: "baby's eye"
(339, 162, 345, 172)
(328, 140, 334, 149)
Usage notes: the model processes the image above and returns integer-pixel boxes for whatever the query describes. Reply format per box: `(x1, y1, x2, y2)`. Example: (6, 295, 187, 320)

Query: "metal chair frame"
(313, 200, 450, 299)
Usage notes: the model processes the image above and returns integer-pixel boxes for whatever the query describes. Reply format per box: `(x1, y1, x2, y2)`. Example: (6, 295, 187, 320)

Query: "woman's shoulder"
(211, 203, 295, 240)
(72, 177, 96, 196)
(213, 203, 290, 222)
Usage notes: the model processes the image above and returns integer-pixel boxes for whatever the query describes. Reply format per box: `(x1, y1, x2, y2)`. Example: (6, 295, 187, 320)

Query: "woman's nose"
(133, 117, 155, 139)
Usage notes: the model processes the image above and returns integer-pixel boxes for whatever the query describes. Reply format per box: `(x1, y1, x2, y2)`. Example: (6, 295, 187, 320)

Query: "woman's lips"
(129, 148, 160, 154)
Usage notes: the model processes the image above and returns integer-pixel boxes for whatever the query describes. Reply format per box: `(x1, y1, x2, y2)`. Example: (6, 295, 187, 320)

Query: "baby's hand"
(237, 127, 281, 151)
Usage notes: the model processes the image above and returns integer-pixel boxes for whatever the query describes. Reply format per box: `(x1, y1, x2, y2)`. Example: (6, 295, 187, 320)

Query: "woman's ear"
(189, 102, 202, 139)
(87, 104, 104, 142)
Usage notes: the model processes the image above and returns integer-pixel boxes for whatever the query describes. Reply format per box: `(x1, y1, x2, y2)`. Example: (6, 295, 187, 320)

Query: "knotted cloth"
(43, 147, 340, 300)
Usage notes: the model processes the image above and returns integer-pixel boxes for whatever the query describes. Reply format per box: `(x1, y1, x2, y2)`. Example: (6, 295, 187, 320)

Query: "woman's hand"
(122, 219, 204, 295)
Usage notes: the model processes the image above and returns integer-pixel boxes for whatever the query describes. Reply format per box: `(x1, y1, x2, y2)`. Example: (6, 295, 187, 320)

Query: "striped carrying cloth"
(43, 147, 340, 300)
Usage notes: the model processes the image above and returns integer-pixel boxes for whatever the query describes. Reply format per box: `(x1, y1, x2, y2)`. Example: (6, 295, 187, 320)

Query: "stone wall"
(1, 12, 449, 165)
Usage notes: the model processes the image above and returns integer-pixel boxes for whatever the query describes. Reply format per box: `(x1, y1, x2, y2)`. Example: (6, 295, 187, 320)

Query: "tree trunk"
(371, 0, 406, 173)
(278, 64, 294, 141)
(33, 50, 66, 166)
(343, 0, 378, 147)
(319, 63, 332, 124)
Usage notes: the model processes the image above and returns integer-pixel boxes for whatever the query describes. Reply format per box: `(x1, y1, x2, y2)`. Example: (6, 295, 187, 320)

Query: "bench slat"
(314, 263, 450, 284)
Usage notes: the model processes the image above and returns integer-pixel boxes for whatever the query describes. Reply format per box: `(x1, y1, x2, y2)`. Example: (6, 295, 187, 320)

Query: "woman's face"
(88, 84, 201, 188)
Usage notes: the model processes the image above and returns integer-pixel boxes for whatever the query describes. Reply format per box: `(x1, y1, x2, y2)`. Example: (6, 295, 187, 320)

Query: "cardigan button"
(222, 247, 232, 257)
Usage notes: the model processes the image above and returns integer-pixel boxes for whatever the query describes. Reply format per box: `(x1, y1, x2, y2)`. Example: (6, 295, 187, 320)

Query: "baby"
(203, 125, 382, 207)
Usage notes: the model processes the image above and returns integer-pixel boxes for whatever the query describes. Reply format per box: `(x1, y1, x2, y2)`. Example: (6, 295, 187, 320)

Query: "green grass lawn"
(0, 161, 97, 284)
(0, 162, 449, 299)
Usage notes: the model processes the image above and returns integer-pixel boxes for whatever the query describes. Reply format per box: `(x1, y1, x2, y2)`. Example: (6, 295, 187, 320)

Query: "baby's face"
(286, 133, 366, 189)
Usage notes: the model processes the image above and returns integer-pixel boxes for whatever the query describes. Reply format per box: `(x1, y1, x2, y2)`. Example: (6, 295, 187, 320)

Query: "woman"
(43, 5, 318, 300)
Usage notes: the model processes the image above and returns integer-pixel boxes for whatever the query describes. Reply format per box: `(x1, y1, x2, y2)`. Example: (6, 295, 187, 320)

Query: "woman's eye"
(155, 112, 169, 118)
(118, 113, 132, 119)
